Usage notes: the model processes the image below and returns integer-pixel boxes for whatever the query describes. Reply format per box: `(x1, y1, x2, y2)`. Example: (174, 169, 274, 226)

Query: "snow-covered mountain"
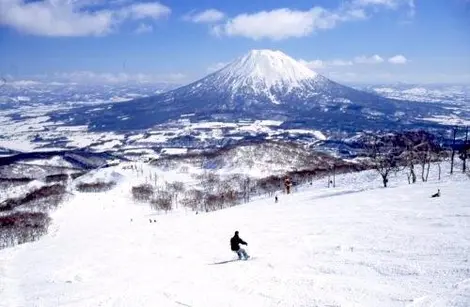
(209, 49, 318, 101)
(133, 49, 387, 109)
(358, 83, 470, 104)
(172, 49, 361, 110)
(48, 49, 453, 132)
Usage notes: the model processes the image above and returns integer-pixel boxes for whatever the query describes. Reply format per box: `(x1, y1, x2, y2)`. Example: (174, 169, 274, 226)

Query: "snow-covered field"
(362, 84, 470, 105)
(2, 81, 468, 155)
(357, 84, 470, 127)
(1, 164, 469, 307)
(0, 80, 327, 154)
(0, 112, 328, 156)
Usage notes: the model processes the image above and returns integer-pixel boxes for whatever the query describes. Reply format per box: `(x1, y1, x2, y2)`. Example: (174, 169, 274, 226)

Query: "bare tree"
(242, 177, 251, 203)
(401, 137, 418, 184)
(417, 134, 443, 182)
(433, 145, 449, 181)
(216, 180, 236, 207)
(150, 191, 173, 212)
(400, 131, 441, 183)
(364, 134, 403, 188)
(416, 146, 432, 182)
(256, 175, 281, 196)
(450, 127, 458, 174)
(200, 172, 219, 193)
(459, 126, 469, 173)
(132, 184, 154, 201)
(181, 189, 204, 212)
(167, 181, 185, 208)
(1, 212, 52, 249)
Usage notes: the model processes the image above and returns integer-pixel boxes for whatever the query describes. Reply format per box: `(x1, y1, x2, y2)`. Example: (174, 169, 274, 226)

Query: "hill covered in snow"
(1, 159, 469, 306)
(151, 141, 349, 177)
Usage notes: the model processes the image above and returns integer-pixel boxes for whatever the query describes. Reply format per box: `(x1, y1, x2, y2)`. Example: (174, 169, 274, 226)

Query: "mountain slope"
(110, 49, 392, 112)
(1, 164, 469, 306)
(48, 50, 448, 131)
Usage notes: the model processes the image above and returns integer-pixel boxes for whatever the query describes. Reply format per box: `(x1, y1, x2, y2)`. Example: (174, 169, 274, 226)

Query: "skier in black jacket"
(230, 231, 250, 260)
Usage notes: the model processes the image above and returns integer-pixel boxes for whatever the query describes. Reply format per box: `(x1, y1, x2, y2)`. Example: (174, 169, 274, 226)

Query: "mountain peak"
(212, 49, 318, 93)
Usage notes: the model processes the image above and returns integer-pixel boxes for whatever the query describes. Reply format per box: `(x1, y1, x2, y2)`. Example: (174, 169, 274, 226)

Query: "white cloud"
(299, 59, 325, 70)
(134, 23, 153, 34)
(211, 0, 414, 40)
(354, 54, 385, 64)
(29, 71, 187, 84)
(207, 62, 229, 73)
(353, 0, 414, 9)
(354, 0, 398, 8)
(185, 9, 225, 23)
(213, 6, 366, 40)
(301, 54, 407, 69)
(122, 2, 171, 20)
(300, 59, 353, 70)
(353, 0, 415, 19)
(388, 54, 408, 64)
(343, 9, 368, 20)
(0, 0, 170, 37)
(329, 59, 354, 66)
(8, 80, 43, 87)
(326, 72, 470, 84)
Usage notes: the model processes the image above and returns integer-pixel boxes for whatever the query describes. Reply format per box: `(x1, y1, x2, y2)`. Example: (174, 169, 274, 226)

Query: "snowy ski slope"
(0, 165, 469, 307)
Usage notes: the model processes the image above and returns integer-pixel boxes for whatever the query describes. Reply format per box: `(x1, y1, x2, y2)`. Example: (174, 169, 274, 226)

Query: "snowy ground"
(1, 165, 469, 307)
(0, 110, 326, 155)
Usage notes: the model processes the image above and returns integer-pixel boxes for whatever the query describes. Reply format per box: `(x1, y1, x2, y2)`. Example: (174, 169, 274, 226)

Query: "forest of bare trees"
(363, 128, 468, 187)
(0, 183, 68, 249)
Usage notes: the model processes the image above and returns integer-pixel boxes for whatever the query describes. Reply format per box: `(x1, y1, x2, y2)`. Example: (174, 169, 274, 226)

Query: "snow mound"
(73, 168, 124, 185)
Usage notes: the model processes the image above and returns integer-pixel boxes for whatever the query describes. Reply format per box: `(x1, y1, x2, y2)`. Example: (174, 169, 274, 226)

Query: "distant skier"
(230, 231, 250, 260)
(284, 177, 292, 194)
(431, 189, 441, 198)
(275, 195, 278, 203)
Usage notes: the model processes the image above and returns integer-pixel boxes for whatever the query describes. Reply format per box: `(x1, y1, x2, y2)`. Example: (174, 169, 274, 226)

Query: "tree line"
(362, 128, 469, 187)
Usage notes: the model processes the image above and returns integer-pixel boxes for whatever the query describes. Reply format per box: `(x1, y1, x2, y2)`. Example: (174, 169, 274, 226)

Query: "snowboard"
(209, 257, 254, 265)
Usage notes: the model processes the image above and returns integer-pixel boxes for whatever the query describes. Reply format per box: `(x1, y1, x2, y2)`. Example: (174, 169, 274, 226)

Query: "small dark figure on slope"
(431, 189, 441, 198)
(230, 231, 250, 260)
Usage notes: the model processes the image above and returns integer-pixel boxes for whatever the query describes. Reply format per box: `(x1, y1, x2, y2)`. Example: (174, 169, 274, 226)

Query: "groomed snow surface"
(1, 165, 469, 307)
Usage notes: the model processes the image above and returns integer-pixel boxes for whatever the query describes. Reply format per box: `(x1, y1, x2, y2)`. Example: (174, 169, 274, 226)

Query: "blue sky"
(0, 0, 469, 84)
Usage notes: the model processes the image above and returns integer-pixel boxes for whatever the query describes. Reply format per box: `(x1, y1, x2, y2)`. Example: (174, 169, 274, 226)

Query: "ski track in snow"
(0, 166, 469, 307)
